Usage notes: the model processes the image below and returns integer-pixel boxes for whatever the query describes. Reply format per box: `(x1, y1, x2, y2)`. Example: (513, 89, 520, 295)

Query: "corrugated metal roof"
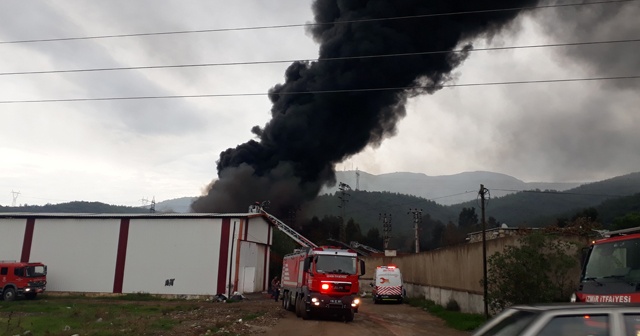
(0, 212, 266, 220)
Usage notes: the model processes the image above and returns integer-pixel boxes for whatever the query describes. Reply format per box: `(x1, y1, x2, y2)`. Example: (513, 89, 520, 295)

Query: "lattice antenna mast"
(355, 168, 360, 191)
(408, 208, 423, 253)
(379, 213, 392, 249)
(337, 182, 352, 242)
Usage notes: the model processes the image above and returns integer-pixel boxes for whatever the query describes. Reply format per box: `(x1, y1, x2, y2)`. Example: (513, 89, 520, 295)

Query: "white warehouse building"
(0, 212, 274, 297)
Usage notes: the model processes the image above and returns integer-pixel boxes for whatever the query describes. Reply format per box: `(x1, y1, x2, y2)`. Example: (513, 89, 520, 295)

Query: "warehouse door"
(242, 267, 255, 293)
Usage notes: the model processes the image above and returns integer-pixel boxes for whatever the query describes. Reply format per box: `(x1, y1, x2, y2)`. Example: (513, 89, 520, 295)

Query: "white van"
(371, 265, 404, 304)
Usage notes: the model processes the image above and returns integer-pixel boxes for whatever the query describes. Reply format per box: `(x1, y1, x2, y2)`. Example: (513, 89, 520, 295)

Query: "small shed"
(0, 213, 274, 297)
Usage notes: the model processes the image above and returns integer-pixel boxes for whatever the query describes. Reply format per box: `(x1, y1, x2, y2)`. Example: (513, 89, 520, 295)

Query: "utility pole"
(479, 184, 490, 319)
(408, 208, 422, 253)
(337, 182, 351, 242)
(379, 213, 392, 249)
(11, 190, 21, 207)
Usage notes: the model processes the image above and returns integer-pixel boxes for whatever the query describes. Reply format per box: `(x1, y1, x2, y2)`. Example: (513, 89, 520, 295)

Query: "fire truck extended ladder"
(261, 210, 318, 248)
(350, 241, 382, 254)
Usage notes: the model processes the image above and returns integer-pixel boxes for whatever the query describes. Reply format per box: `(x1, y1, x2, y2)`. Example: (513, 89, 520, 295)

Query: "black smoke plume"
(191, 0, 539, 215)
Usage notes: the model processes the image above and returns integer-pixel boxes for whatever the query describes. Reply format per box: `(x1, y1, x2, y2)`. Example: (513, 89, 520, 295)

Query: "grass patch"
(106, 292, 163, 301)
(0, 296, 195, 335)
(405, 298, 486, 331)
(242, 312, 264, 321)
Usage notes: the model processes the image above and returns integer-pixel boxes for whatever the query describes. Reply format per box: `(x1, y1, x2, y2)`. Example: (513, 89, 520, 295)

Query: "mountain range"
(153, 170, 583, 212)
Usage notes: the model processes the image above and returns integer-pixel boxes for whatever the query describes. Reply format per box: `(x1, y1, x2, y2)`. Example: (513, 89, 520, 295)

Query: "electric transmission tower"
(11, 190, 21, 207)
(150, 196, 156, 213)
(355, 168, 360, 191)
(379, 213, 392, 249)
(408, 208, 423, 253)
(337, 182, 351, 241)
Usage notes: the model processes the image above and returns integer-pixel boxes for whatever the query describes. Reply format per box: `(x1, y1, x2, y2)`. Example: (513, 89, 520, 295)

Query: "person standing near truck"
(271, 276, 280, 302)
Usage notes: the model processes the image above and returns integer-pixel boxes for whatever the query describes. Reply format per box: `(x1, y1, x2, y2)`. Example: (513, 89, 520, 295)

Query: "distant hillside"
(0, 201, 149, 213)
(303, 190, 457, 235)
(323, 170, 581, 205)
(448, 172, 640, 227)
(155, 197, 197, 213)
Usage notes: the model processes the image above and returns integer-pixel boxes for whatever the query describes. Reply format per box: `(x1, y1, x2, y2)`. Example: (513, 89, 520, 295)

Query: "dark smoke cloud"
(538, 1, 639, 89)
(192, 0, 539, 214)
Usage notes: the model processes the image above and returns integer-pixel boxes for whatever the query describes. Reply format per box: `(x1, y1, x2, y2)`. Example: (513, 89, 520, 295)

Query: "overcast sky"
(1, 0, 638, 207)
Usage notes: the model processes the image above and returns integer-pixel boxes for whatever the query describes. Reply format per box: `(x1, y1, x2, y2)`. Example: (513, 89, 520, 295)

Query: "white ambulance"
(371, 265, 404, 304)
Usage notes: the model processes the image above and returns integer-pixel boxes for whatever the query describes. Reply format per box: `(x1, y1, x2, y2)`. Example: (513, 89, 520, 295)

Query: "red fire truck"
(1, 261, 47, 301)
(280, 246, 365, 322)
(572, 226, 640, 303)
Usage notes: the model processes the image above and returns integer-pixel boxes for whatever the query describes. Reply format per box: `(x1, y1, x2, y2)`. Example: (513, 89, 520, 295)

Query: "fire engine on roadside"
(0, 261, 47, 301)
(572, 226, 640, 303)
(280, 246, 365, 322)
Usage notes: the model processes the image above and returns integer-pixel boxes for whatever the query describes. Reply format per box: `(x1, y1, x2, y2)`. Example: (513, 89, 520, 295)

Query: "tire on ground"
(3, 288, 16, 301)
(344, 309, 355, 322)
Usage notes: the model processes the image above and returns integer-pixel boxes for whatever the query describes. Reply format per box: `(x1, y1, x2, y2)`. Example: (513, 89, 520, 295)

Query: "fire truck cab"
(280, 246, 365, 322)
(572, 226, 640, 303)
(0, 261, 47, 301)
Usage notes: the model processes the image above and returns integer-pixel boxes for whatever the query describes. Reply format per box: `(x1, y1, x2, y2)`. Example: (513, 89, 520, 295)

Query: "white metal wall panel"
(123, 218, 221, 295)
(256, 244, 266, 292)
(246, 217, 270, 244)
(0, 219, 26, 261)
(29, 218, 121, 292)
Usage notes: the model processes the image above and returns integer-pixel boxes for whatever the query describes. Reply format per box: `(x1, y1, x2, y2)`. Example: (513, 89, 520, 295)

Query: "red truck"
(571, 226, 640, 303)
(0, 261, 47, 301)
(280, 246, 365, 322)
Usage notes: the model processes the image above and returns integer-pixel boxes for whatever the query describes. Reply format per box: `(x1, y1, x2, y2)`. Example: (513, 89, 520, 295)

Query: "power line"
(1, 38, 637, 77)
(1, 75, 637, 104)
(0, 0, 634, 45)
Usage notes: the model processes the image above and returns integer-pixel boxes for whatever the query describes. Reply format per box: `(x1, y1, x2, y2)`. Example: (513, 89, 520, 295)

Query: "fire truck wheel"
(299, 300, 310, 320)
(285, 293, 295, 312)
(295, 296, 302, 317)
(3, 288, 16, 301)
(281, 292, 287, 309)
(344, 309, 355, 322)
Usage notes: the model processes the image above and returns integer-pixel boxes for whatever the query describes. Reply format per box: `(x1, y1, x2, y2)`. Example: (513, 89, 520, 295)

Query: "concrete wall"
(362, 236, 521, 293)
(361, 234, 586, 313)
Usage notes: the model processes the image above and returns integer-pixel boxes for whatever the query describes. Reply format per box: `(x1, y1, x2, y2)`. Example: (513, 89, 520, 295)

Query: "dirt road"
(264, 300, 471, 336)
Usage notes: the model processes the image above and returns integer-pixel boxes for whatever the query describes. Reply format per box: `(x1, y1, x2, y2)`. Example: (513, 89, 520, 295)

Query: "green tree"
(572, 207, 599, 222)
(611, 212, 640, 230)
(345, 218, 363, 243)
(458, 207, 478, 228)
(484, 232, 578, 312)
(362, 228, 383, 250)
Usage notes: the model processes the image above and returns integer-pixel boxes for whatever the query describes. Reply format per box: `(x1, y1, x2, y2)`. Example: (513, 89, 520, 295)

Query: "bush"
(445, 299, 460, 312)
(483, 232, 579, 312)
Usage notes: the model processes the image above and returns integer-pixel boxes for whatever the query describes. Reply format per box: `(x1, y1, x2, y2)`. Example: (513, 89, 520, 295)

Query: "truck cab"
(572, 227, 640, 303)
(0, 261, 47, 301)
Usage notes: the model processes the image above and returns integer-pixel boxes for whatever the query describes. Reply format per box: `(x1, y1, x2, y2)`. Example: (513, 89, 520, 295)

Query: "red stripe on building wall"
(217, 218, 231, 295)
(20, 218, 35, 262)
(113, 218, 130, 293)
